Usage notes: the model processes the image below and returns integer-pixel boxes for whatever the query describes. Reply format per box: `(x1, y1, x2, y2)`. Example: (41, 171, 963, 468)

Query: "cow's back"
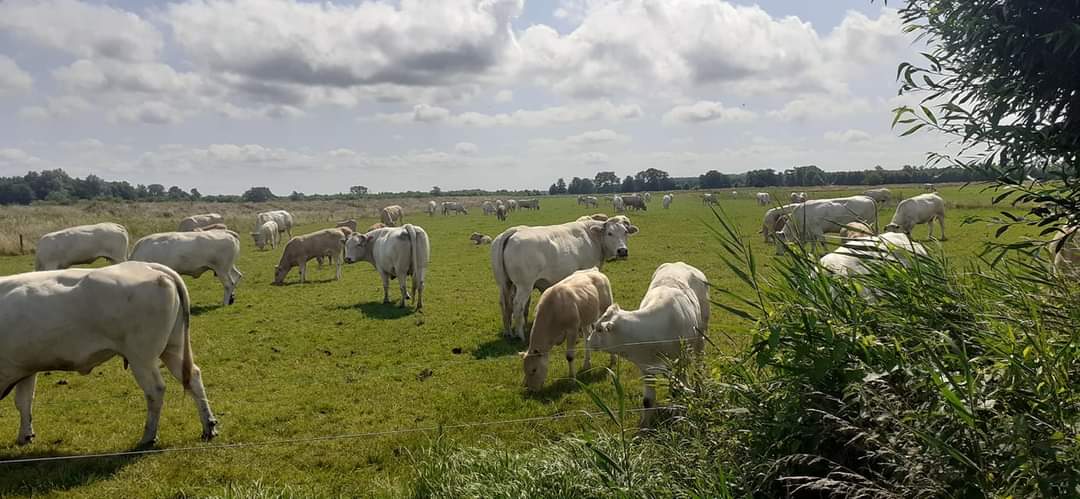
(502, 222, 599, 289)
(131, 231, 239, 273)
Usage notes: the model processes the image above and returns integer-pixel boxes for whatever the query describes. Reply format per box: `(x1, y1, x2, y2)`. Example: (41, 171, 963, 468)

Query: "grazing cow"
(662, 194, 673, 209)
(482, 201, 495, 216)
(643, 192, 652, 203)
(756, 192, 772, 206)
(761, 204, 798, 243)
(731, 190, 738, 198)
(819, 232, 928, 281)
(344, 224, 430, 310)
(335, 219, 358, 233)
(576, 195, 586, 206)
(426, 200, 438, 216)
(0, 261, 218, 447)
(192, 223, 229, 232)
(470, 232, 493, 245)
(1049, 226, 1080, 277)
(442, 202, 468, 215)
(381, 205, 404, 227)
(255, 210, 294, 239)
(492, 217, 639, 340)
(517, 199, 540, 210)
(613, 195, 625, 213)
(702, 193, 718, 205)
(583, 196, 599, 208)
(839, 221, 875, 238)
(522, 268, 615, 391)
(589, 262, 709, 426)
(776, 196, 877, 254)
(368, 222, 386, 232)
(496, 202, 508, 221)
(886, 193, 946, 240)
(507, 200, 518, 212)
(273, 228, 349, 285)
(924, 183, 936, 192)
(130, 230, 243, 305)
(863, 188, 892, 204)
(178, 213, 225, 232)
(622, 195, 647, 211)
(251, 220, 280, 251)
(35, 222, 129, 271)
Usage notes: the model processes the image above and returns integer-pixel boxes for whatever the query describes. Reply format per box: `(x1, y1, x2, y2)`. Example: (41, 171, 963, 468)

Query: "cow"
(885, 193, 946, 240)
(344, 224, 430, 311)
(251, 220, 279, 251)
(426, 200, 438, 216)
(923, 183, 936, 192)
(643, 192, 652, 203)
(381, 205, 404, 227)
(522, 268, 615, 391)
(839, 221, 875, 239)
(756, 192, 772, 206)
(863, 188, 892, 204)
(255, 210, 294, 239)
(662, 194, 673, 209)
(761, 204, 798, 243)
(731, 190, 738, 198)
(130, 230, 243, 306)
(775, 196, 877, 254)
(0, 261, 218, 447)
(35, 223, 129, 271)
(178, 213, 225, 232)
(368, 222, 386, 232)
(1049, 226, 1080, 277)
(583, 196, 599, 208)
(482, 201, 496, 216)
(790, 192, 808, 203)
(613, 195, 625, 213)
(335, 219, 358, 233)
(576, 195, 586, 206)
(192, 223, 229, 232)
(272, 228, 349, 285)
(819, 232, 928, 278)
(491, 217, 639, 340)
(517, 199, 540, 210)
(470, 232, 493, 245)
(576, 214, 610, 222)
(507, 200, 518, 212)
(622, 195, 647, 211)
(702, 193, 718, 206)
(442, 202, 468, 215)
(496, 202, 508, 221)
(589, 262, 709, 426)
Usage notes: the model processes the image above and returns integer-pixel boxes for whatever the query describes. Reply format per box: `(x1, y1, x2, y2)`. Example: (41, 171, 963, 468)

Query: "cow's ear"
(627, 225, 639, 234)
(518, 351, 527, 359)
(589, 224, 604, 236)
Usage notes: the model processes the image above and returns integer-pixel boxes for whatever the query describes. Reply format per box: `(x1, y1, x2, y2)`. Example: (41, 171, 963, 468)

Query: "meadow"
(0, 184, 1043, 497)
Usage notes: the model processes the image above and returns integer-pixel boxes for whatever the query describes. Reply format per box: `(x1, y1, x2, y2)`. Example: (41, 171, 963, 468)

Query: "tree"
(594, 171, 620, 193)
(620, 175, 636, 193)
(699, 170, 731, 189)
(147, 184, 165, 198)
(167, 186, 189, 200)
(289, 191, 306, 201)
(745, 169, 780, 187)
(0, 183, 34, 205)
(782, 165, 826, 187)
(190, 188, 202, 200)
(350, 185, 368, 196)
(241, 186, 275, 202)
(634, 168, 672, 191)
(549, 178, 567, 195)
(431, 186, 442, 196)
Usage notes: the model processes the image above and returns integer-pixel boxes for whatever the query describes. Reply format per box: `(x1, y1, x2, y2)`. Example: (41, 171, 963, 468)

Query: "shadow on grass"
(277, 278, 338, 287)
(472, 337, 523, 359)
(190, 303, 223, 316)
(0, 450, 138, 496)
(327, 301, 415, 320)
(523, 368, 609, 403)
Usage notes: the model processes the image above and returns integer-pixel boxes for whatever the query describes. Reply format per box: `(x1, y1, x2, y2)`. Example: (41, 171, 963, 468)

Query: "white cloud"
(825, 129, 873, 143)
(0, 0, 163, 62)
(454, 142, 479, 155)
(565, 129, 629, 146)
(0, 56, 33, 96)
(768, 93, 874, 122)
(374, 100, 642, 127)
(18, 96, 93, 121)
(578, 152, 610, 165)
(493, 89, 514, 103)
(0, 148, 43, 172)
(662, 100, 756, 125)
(108, 101, 185, 125)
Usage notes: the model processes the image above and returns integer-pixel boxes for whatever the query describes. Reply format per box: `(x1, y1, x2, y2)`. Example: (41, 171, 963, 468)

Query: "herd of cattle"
(2, 188, 1078, 449)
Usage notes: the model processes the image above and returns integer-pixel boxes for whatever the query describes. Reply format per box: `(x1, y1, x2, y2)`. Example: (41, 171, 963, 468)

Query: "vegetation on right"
(408, 2, 1080, 497)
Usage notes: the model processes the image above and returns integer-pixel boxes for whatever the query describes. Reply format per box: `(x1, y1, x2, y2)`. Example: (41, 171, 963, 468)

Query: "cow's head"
(590, 303, 626, 350)
(884, 222, 906, 234)
(344, 233, 371, 264)
(521, 348, 550, 392)
(250, 232, 264, 249)
(590, 218, 638, 260)
(272, 264, 289, 285)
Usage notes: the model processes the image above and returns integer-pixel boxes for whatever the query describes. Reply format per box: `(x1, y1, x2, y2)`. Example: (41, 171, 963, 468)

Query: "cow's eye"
(607, 232, 612, 236)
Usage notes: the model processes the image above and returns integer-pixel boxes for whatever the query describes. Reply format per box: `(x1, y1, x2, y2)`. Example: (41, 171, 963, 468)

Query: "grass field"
(0, 184, 1044, 497)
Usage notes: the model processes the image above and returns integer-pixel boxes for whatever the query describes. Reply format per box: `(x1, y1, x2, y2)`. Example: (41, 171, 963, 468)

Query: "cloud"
(108, 101, 185, 125)
(578, 152, 610, 165)
(565, 129, 629, 146)
(18, 96, 93, 121)
(493, 89, 514, 103)
(662, 100, 756, 125)
(454, 142, 479, 155)
(824, 129, 873, 143)
(768, 93, 874, 122)
(0, 0, 163, 62)
(374, 100, 642, 127)
(0, 56, 33, 96)
(0, 148, 44, 172)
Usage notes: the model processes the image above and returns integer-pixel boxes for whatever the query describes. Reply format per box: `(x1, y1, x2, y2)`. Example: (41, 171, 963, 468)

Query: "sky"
(0, 0, 948, 195)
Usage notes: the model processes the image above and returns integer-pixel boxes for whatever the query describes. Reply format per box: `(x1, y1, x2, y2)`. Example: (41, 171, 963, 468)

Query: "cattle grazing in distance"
(507, 200, 518, 212)
(863, 188, 892, 204)
(442, 201, 468, 215)
(496, 202, 508, 221)
(35, 222, 129, 271)
(775, 196, 877, 254)
(272, 228, 349, 285)
(482, 201, 496, 216)
(251, 220, 280, 251)
(491, 217, 639, 340)
(583, 196, 599, 208)
(702, 193, 718, 206)
(756, 192, 772, 206)
(470, 232, 493, 245)
(924, 183, 936, 192)
(178, 213, 225, 232)
(790, 192, 808, 203)
(622, 194, 647, 211)
(613, 195, 625, 213)
(335, 219, 358, 233)
(344, 224, 430, 311)
(643, 192, 652, 203)
(886, 193, 946, 240)
(192, 223, 229, 232)
(576, 196, 586, 206)
(427, 200, 438, 216)
(522, 268, 615, 391)
(255, 210, 294, 239)
(761, 204, 798, 243)
(381, 205, 404, 227)
(589, 262, 709, 426)
(0, 261, 218, 447)
(662, 193, 673, 209)
(731, 190, 738, 198)
(130, 230, 244, 305)
(1049, 226, 1079, 277)
(517, 199, 540, 210)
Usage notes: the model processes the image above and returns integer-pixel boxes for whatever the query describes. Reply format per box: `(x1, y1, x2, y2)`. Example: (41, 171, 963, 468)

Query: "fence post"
(19, 234, 23, 255)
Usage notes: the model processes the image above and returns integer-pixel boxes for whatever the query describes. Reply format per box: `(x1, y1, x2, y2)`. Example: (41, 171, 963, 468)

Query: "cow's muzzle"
(616, 248, 629, 258)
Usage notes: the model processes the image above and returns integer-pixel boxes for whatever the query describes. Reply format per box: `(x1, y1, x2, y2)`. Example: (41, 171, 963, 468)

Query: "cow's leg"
(218, 271, 235, 306)
(130, 361, 166, 447)
(579, 327, 592, 372)
(381, 272, 391, 304)
(14, 375, 37, 445)
(398, 273, 409, 308)
(412, 274, 424, 311)
(639, 373, 658, 428)
(566, 329, 579, 378)
(511, 287, 532, 340)
(299, 261, 307, 284)
(161, 349, 218, 441)
(938, 216, 947, 241)
(334, 255, 343, 281)
(499, 285, 514, 336)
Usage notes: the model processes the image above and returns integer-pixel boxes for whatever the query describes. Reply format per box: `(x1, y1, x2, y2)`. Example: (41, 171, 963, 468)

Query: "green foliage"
(241, 186, 276, 203)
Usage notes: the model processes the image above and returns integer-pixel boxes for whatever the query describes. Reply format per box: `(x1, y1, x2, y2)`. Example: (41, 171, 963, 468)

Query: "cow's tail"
(405, 224, 428, 282)
(156, 263, 194, 389)
(491, 227, 519, 331)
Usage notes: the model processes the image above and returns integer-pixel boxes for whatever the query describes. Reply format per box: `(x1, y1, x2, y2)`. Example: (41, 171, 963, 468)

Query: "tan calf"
(273, 228, 348, 284)
(381, 205, 404, 227)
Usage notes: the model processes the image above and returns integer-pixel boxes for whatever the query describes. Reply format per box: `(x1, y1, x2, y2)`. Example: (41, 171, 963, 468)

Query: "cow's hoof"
(202, 422, 219, 442)
(16, 433, 34, 446)
(228, 295, 236, 305)
(134, 438, 157, 450)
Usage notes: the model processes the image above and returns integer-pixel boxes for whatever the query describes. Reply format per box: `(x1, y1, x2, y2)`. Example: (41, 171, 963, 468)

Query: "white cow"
(819, 232, 928, 277)
(344, 224, 430, 311)
(507, 200, 518, 212)
(583, 196, 599, 208)
(35, 222, 129, 271)
(923, 183, 936, 192)
(1049, 226, 1080, 277)
(482, 201, 496, 216)
(622, 194, 647, 211)
(702, 193, 718, 206)
(731, 190, 738, 198)
(517, 199, 540, 210)
(761, 204, 799, 243)
(863, 188, 892, 204)
(442, 202, 467, 215)
(0, 261, 218, 447)
(612, 195, 625, 213)
(885, 193, 946, 240)
(756, 192, 772, 206)
(426, 200, 438, 216)
(255, 210, 294, 239)
(790, 192, 808, 203)
(178, 213, 225, 232)
(251, 220, 279, 251)
(492, 217, 639, 340)
(662, 194, 673, 209)
(643, 192, 652, 203)
(776, 196, 877, 254)
(589, 262, 708, 426)
(130, 230, 243, 305)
